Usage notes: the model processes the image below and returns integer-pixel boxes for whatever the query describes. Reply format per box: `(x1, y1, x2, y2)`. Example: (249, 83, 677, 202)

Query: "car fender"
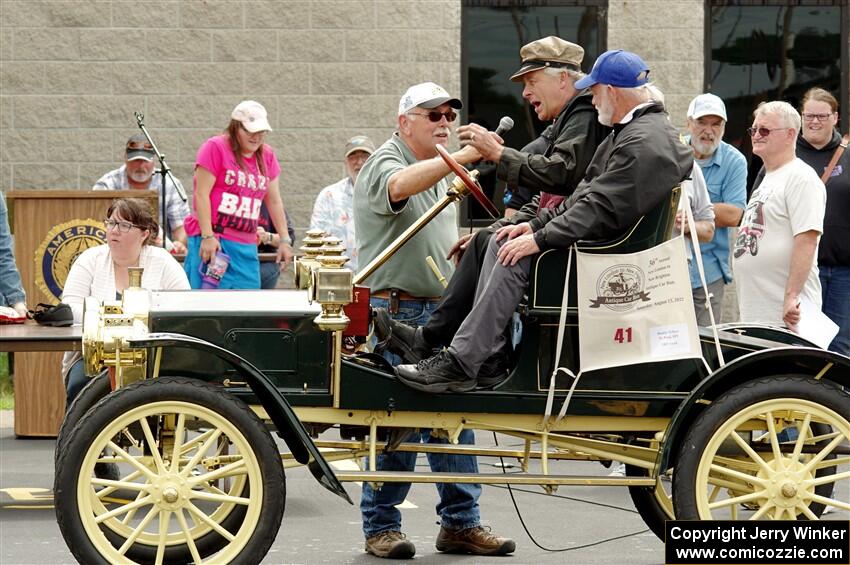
(128, 332, 352, 504)
(657, 345, 850, 473)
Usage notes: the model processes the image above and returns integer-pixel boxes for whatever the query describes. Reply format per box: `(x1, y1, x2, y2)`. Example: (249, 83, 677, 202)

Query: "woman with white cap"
(183, 100, 292, 288)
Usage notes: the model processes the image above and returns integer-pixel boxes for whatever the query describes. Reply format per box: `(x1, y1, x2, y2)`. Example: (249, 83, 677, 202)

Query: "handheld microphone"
(494, 116, 515, 136)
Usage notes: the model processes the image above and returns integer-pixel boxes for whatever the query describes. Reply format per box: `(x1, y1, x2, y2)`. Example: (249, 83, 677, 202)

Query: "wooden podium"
(6, 190, 157, 437)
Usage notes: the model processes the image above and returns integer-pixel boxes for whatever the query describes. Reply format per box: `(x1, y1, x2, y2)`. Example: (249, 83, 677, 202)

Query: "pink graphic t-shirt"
(183, 135, 281, 244)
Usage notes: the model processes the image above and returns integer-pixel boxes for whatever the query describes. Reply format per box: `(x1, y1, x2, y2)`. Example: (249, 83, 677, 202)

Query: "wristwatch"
(266, 232, 273, 245)
(280, 235, 292, 246)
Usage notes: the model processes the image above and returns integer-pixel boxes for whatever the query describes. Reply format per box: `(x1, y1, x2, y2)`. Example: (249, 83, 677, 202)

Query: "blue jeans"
(259, 260, 281, 289)
(820, 265, 850, 356)
(361, 297, 481, 538)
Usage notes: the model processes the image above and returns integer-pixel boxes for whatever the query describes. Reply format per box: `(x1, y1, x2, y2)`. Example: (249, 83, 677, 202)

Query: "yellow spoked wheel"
(54, 377, 285, 565)
(673, 376, 850, 520)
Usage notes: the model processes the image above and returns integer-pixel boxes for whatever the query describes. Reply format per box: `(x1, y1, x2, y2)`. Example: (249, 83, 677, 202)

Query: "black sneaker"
(373, 308, 433, 364)
(396, 350, 476, 393)
(476, 351, 509, 389)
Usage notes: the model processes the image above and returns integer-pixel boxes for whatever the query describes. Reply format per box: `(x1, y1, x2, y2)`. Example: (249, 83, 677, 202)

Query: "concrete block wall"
(0, 0, 461, 239)
(607, 0, 704, 129)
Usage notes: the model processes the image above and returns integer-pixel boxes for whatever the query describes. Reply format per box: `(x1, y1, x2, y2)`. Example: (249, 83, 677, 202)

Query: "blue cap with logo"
(574, 50, 650, 90)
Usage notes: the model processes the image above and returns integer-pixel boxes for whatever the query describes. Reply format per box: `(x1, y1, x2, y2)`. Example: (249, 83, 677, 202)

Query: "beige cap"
(510, 36, 584, 82)
(231, 100, 272, 133)
(344, 135, 375, 157)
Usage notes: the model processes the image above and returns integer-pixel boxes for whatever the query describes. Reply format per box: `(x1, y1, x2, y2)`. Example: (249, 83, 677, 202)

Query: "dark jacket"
(752, 131, 849, 267)
(503, 125, 553, 210)
(796, 131, 849, 267)
(492, 90, 610, 229)
(530, 102, 693, 250)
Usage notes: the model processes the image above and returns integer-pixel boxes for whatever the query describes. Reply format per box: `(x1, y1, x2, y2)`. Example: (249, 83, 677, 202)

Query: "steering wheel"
(435, 144, 500, 219)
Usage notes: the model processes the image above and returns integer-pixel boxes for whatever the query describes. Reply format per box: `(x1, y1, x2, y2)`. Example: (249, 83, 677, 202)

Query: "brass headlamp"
(81, 267, 151, 386)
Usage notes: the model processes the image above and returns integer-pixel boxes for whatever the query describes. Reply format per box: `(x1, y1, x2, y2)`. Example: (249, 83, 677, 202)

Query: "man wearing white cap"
(353, 82, 515, 559)
(685, 94, 748, 325)
(309, 135, 376, 272)
(93, 133, 191, 253)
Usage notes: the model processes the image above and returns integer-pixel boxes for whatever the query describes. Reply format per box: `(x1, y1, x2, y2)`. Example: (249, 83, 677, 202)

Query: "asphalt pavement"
(1, 417, 846, 565)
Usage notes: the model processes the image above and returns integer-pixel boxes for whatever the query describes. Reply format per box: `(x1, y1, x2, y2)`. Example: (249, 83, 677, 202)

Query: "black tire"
(54, 377, 285, 565)
(673, 376, 847, 520)
(626, 463, 672, 541)
(55, 372, 111, 464)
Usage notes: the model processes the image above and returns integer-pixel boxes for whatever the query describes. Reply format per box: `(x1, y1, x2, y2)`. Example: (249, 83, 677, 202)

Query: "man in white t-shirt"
(734, 101, 826, 330)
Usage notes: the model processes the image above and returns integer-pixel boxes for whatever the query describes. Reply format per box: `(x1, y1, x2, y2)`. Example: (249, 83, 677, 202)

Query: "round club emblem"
(35, 219, 106, 302)
(590, 264, 649, 312)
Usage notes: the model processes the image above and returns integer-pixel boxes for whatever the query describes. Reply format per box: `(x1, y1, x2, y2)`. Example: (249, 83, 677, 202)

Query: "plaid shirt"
(93, 165, 190, 232)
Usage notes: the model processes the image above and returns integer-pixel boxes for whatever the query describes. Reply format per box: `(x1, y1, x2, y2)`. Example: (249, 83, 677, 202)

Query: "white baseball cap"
(687, 93, 727, 121)
(398, 82, 462, 117)
(231, 100, 272, 133)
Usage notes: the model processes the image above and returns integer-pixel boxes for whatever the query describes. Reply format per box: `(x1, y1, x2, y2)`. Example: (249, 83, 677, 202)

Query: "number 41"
(614, 327, 633, 344)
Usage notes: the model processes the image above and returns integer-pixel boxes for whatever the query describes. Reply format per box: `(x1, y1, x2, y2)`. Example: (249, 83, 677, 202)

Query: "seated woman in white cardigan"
(61, 197, 190, 407)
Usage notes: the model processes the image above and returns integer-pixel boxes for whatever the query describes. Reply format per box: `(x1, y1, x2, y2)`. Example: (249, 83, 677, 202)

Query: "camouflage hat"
(510, 36, 584, 82)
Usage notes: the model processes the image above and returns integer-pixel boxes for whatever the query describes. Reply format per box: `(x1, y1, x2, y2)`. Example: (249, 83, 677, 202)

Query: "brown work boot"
(364, 530, 416, 559)
(436, 525, 516, 555)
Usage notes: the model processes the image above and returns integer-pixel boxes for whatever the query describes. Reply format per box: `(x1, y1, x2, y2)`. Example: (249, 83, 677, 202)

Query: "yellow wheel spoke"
(96, 469, 145, 500)
(154, 510, 171, 565)
(139, 417, 167, 473)
(791, 413, 812, 461)
(750, 502, 773, 520)
(117, 504, 159, 555)
(810, 492, 850, 511)
(107, 441, 157, 480)
(710, 463, 768, 486)
(91, 478, 149, 492)
(764, 411, 785, 467)
(186, 502, 236, 542)
(708, 489, 764, 510)
(94, 494, 153, 524)
(799, 504, 819, 520)
(171, 413, 186, 473)
(807, 469, 850, 488)
(813, 455, 850, 470)
(175, 509, 203, 565)
(121, 487, 148, 525)
(190, 459, 247, 486)
(800, 434, 846, 474)
(180, 429, 223, 479)
(190, 490, 251, 506)
(730, 432, 773, 474)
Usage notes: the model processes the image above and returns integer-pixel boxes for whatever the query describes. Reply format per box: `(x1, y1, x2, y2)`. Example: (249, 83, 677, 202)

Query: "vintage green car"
(53, 153, 850, 564)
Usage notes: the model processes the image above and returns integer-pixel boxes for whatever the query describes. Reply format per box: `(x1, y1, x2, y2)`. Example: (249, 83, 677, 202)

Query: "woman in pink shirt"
(183, 100, 293, 288)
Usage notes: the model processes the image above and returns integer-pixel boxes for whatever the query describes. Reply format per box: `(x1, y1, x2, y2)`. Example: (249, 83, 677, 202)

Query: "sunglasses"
(746, 127, 788, 138)
(801, 112, 834, 122)
(126, 141, 153, 151)
(408, 110, 458, 123)
(104, 219, 142, 234)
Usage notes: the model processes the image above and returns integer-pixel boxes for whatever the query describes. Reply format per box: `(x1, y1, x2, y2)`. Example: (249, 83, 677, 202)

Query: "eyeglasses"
(801, 112, 834, 122)
(104, 219, 142, 233)
(746, 127, 788, 138)
(408, 110, 458, 123)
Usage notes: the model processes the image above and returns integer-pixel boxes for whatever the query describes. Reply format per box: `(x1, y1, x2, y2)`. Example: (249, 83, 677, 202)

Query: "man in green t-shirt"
(353, 82, 515, 560)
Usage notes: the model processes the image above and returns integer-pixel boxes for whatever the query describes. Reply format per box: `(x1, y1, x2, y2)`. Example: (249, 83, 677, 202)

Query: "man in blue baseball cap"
(396, 49, 694, 393)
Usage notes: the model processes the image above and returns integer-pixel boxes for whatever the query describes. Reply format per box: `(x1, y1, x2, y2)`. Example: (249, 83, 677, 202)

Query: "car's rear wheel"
(54, 377, 284, 564)
(673, 376, 848, 520)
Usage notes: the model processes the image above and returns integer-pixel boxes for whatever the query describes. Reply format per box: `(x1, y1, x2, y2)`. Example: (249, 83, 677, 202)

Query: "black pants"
(422, 228, 494, 348)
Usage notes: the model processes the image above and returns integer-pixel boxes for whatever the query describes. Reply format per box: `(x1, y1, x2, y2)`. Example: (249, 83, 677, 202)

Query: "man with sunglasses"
(396, 50, 693, 392)
(93, 133, 190, 253)
(375, 37, 609, 380)
(734, 101, 826, 331)
(353, 82, 515, 559)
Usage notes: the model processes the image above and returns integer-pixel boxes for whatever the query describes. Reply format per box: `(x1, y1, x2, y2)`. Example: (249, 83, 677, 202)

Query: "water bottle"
(199, 251, 230, 289)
